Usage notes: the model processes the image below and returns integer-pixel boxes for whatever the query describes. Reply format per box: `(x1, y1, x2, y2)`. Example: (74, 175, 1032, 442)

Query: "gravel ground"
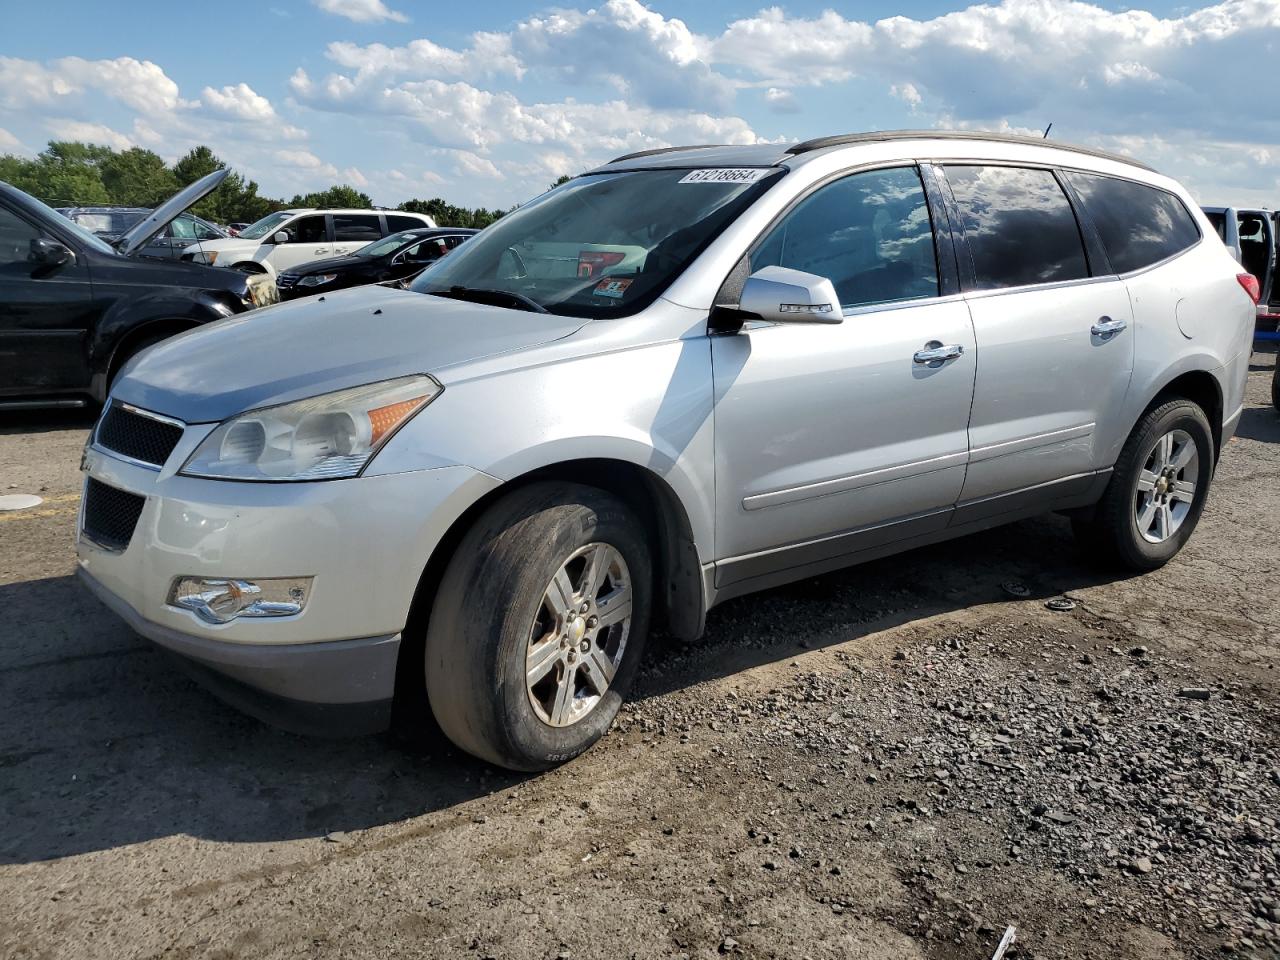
(1, 351, 1277, 960)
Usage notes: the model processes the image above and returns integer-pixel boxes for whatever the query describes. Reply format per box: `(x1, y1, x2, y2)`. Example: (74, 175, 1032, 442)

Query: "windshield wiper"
(431, 285, 549, 314)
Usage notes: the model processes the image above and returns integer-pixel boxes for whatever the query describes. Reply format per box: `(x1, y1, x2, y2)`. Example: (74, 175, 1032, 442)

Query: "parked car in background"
(1, 169, 271, 409)
(1203, 205, 1276, 331)
(82, 131, 1253, 771)
(181, 209, 437, 277)
(57, 206, 228, 261)
(277, 227, 476, 299)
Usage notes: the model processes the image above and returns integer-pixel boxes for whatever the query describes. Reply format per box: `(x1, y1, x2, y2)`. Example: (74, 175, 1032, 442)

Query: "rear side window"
(752, 165, 939, 310)
(1064, 172, 1200, 274)
(946, 165, 1089, 290)
(333, 214, 382, 242)
(387, 214, 425, 232)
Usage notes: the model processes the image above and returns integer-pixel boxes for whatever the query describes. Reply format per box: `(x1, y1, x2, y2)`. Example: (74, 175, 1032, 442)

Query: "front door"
(0, 202, 96, 398)
(941, 164, 1135, 503)
(266, 214, 331, 271)
(710, 165, 976, 587)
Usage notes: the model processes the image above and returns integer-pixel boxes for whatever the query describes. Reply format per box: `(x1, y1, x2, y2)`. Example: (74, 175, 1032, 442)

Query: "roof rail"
(609, 144, 724, 164)
(785, 130, 1154, 172)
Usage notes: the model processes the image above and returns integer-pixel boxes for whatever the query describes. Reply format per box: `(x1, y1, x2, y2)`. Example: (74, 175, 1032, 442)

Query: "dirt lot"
(2, 353, 1278, 960)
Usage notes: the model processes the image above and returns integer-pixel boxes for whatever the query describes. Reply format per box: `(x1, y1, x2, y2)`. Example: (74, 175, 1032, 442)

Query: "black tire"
(1072, 398, 1214, 571)
(424, 483, 652, 771)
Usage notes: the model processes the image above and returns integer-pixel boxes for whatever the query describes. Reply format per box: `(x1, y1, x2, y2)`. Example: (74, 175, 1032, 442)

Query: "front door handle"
(1091, 317, 1128, 338)
(913, 341, 964, 367)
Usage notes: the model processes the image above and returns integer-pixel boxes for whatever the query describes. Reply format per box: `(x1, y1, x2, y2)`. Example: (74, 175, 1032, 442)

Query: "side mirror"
(738, 265, 842, 324)
(29, 238, 74, 271)
(273, 231, 290, 244)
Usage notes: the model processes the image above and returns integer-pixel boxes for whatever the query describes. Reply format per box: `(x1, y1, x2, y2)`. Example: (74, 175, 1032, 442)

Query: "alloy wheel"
(1134, 428, 1199, 543)
(525, 542, 633, 727)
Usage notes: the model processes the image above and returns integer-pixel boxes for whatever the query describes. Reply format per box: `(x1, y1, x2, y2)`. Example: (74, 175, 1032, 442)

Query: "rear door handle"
(1091, 317, 1128, 338)
(913, 341, 964, 366)
(313, 247, 329, 254)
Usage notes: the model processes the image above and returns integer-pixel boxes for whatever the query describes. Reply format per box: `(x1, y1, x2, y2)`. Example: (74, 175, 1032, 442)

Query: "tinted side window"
(0, 206, 42, 267)
(387, 214, 424, 232)
(289, 215, 328, 243)
(946, 166, 1089, 289)
(333, 214, 382, 242)
(1064, 172, 1200, 274)
(753, 166, 939, 309)
(404, 238, 448, 263)
(170, 215, 196, 240)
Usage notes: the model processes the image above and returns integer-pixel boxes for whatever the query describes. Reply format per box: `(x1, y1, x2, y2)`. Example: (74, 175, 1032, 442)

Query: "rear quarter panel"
(1119, 230, 1252, 461)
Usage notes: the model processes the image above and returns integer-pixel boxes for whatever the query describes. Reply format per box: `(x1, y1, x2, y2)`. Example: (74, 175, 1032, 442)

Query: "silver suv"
(78, 131, 1256, 770)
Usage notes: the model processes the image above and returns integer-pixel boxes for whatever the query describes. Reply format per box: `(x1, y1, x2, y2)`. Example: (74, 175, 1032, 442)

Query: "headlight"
(299, 273, 338, 287)
(180, 375, 441, 481)
(204, 251, 219, 265)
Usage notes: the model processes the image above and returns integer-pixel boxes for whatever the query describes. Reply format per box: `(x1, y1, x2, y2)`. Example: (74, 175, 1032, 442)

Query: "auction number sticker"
(678, 168, 771, 184)
(594, 277, 633, 299)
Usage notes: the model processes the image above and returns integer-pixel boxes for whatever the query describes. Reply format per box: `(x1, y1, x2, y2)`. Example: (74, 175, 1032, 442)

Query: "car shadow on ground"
(1235, 401, 1279, 443)
(0, 508, 1135, 865)
(0, 407, 97, 435)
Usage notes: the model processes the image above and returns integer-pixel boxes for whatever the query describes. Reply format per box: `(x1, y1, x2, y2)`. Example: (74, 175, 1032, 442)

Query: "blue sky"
(2, 0, 1277, 209)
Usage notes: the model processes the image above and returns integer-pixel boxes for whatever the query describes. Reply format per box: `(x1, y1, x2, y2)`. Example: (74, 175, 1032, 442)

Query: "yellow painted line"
(0, 493, 81, 523)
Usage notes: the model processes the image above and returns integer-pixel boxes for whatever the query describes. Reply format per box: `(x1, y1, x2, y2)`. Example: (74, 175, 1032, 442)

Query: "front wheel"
(1073, 398, 1214, 570)
(424, 483, 651, 770)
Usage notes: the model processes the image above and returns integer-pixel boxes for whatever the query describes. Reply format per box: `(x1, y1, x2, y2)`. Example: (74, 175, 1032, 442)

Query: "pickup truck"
(1202, 206, 1279, 333)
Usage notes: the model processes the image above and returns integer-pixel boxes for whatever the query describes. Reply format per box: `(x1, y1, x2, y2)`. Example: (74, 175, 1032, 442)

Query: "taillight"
(1237, 272, 1261, 304)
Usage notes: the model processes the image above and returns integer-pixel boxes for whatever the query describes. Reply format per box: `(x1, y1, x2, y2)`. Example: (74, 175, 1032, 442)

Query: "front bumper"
(81, 567, 399, 735)
(77, 441, 501, 735)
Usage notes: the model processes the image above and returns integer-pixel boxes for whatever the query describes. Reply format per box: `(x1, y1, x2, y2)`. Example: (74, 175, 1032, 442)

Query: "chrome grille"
(82, 478, 145, 551)
(96, 403, 184, 468)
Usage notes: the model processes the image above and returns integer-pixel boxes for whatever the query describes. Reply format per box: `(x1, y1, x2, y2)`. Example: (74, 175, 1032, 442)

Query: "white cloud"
(451, 151, 501, 179)
(763, 87, 800, 114)
(311, 0, 407, 23)
(324, 33, 523, 82)
(891, 83, 922, 110)
(342, 166, 369, 187)
(0, 126, 29, 154)
(202, 83, 278, 122)
(45, 119, 133, 150)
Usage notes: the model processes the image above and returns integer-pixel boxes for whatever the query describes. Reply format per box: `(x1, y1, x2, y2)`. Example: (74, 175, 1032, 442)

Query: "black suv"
(1, 170, 267, 409)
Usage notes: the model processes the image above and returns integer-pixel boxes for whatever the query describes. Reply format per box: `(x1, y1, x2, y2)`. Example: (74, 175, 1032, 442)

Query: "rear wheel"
(1072, 398, 1214, 570)
(424, 483, 651, 770)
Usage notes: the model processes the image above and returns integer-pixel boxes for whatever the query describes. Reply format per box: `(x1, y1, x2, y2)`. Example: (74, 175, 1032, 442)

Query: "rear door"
(330, 214, 383, 257)
(0, 201, 96, 397)
(941, 163, 1135, 505)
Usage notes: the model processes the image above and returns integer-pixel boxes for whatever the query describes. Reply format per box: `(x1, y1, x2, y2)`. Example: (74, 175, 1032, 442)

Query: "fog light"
(168, 576, 312, 624)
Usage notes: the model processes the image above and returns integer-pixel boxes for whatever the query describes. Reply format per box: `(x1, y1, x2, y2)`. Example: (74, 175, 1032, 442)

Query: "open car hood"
(115, 168, 229, 257)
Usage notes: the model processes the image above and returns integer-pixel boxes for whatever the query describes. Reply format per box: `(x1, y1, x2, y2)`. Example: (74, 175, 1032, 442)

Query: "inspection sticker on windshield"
(594, 277, 633, 299)
(678, 168, 771, 185)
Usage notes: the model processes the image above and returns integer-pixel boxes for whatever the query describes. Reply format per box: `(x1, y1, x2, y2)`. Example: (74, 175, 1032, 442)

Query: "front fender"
(90, 288, 243, 374)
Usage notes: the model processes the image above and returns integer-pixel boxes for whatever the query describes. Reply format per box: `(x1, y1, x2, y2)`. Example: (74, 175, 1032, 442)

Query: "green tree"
(100, 148, 177, 206)
(397, 197, 507, 228)
(288, 184, 374, 209)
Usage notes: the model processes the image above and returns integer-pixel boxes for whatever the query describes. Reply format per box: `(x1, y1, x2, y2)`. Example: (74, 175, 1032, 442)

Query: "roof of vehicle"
(598, 130, 1154, 174)
(275, 208, 438, 217)
(60, 205, 150, 214)
(1202, 205, 1273, 215)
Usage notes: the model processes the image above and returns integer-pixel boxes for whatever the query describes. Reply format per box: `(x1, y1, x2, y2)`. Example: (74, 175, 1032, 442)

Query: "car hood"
(111, 285, 588, 423)
(116, 169, 229, 256)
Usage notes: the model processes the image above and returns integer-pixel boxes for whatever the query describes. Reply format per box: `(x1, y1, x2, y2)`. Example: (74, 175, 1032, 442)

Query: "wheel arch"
(94, 317, 203, 403)
(393, 457, 707, 720)
(1149, 368, 1224, 458)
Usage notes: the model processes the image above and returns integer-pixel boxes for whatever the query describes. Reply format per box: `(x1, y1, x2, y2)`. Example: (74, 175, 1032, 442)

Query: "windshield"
(409, 168, 782, 318)
(357, 230, 422, 258)
(238, 211, 293, 240)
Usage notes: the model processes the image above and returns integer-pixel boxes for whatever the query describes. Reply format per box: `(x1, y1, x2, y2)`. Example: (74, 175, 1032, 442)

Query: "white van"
(182, 208, 436, 277)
